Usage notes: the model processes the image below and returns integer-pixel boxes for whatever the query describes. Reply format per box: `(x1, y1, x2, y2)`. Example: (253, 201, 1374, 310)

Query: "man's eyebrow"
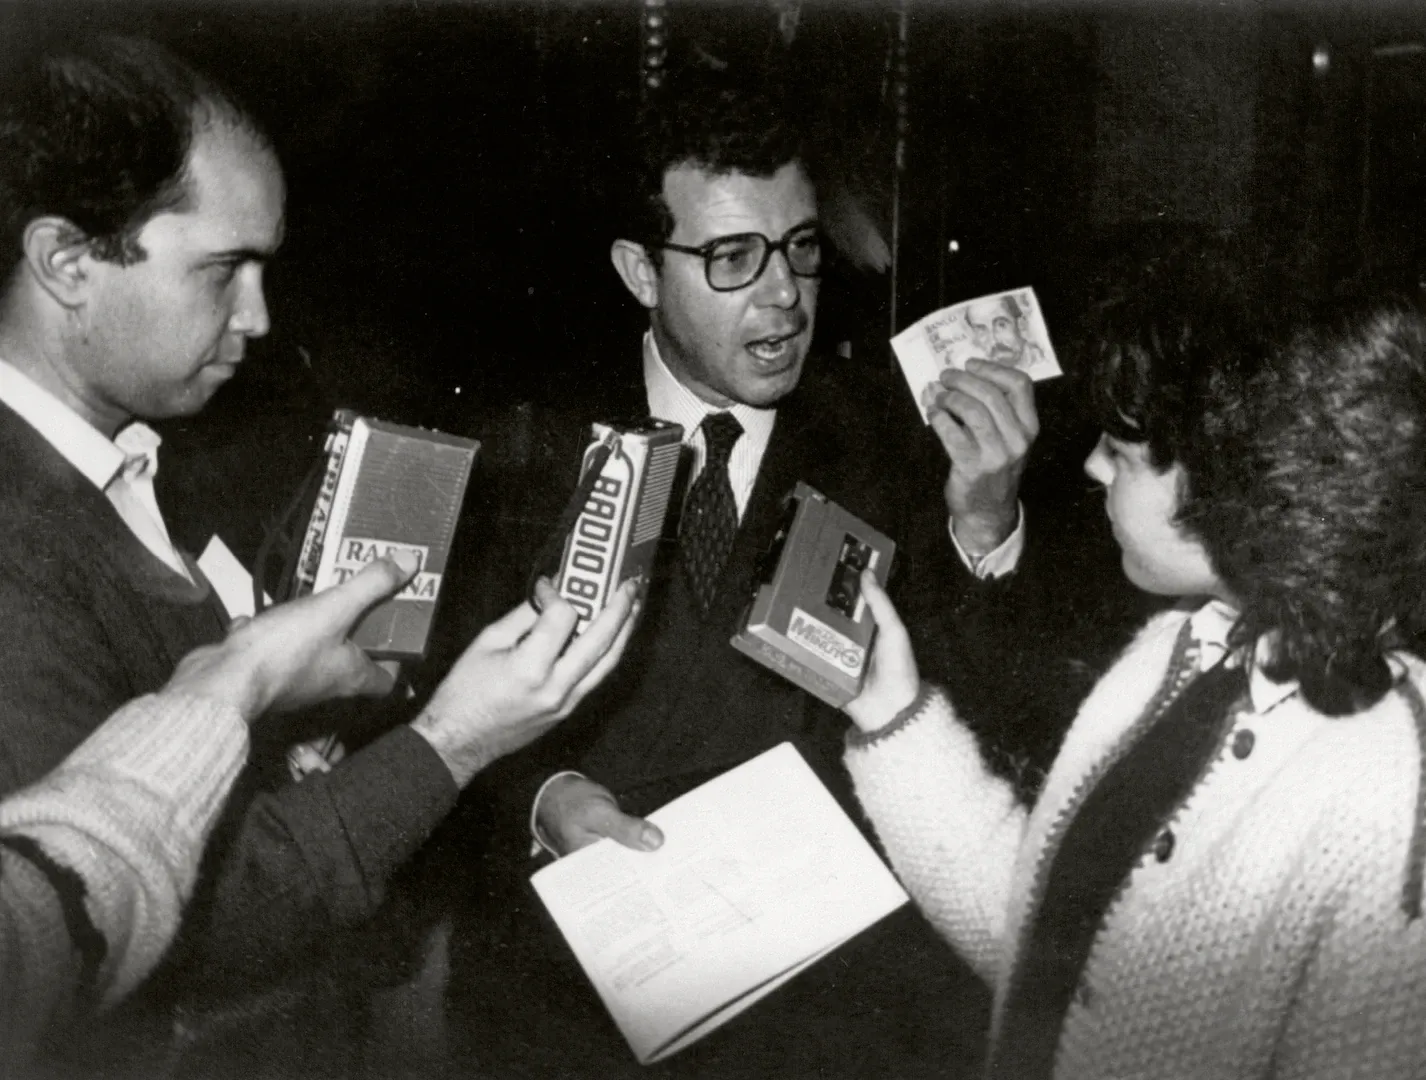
(205, 218, 287, 263)
(700, 217, 820, 243)
(204, 246, 275, 264)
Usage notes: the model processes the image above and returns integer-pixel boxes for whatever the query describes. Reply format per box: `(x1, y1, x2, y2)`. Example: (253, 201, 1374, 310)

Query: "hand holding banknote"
(923, 358, 1038, 556)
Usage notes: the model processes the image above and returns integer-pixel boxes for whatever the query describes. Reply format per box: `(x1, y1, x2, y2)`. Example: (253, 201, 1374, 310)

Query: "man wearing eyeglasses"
(611, 176, 820, 411)
(441, 74, 1016, 1078)
(504, 87, 1027, 861)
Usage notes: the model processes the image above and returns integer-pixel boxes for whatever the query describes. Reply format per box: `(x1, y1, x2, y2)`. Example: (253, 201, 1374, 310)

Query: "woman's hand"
(843, 569, 921, 733)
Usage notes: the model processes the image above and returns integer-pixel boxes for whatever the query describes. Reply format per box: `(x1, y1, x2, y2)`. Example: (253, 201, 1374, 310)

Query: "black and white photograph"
(2, 2, 1426, 1078)
(892, 285, 1061, 422)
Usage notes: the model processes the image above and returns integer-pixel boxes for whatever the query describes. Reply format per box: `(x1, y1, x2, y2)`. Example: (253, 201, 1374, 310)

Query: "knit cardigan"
(845, 606, 1426, 1079)
(0, 691, 247, 1068)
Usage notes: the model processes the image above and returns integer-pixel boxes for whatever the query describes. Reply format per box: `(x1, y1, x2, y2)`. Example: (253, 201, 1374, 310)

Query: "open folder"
(530, 743, 909, 1064)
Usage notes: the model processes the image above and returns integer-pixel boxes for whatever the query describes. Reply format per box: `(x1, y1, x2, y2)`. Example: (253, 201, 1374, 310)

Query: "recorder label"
(560, 454, 633, 630)
(788, 608, 865, 674)
(330, 538, 438, 600)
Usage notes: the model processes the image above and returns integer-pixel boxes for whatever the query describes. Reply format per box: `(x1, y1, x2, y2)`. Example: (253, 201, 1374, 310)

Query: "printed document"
(530, 743, 908, 1063)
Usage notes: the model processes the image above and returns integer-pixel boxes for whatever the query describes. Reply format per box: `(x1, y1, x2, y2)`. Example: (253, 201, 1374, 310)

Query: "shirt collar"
(641, 330, 777, 448)
(1187, 598, 1298, 714)
(113, 421, 163, 482)
(0, 357, 159, 490)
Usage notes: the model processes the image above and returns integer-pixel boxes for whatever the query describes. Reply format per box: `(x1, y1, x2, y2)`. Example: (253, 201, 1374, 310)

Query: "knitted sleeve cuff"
(846, 681, 939, 749)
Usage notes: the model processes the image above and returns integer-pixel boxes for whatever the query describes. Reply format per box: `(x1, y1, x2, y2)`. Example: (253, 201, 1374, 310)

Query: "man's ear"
(21, 217, 95, 309)
(610, 239, 659, 310)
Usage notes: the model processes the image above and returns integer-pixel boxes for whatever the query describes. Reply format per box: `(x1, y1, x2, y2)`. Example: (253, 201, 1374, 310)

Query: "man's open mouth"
(747, 330, 802, 363)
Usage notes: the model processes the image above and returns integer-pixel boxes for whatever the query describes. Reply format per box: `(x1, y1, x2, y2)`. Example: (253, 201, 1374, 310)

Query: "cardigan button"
(1073, 981, 1096, 1009)
(1154, 828, 1175, 863)
(1232, 729, 1256, 760)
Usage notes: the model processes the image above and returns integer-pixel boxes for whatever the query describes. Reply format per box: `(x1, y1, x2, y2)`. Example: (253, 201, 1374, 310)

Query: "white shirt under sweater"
(846, 600, 1426, 1079)
(0, 359, 192, 582)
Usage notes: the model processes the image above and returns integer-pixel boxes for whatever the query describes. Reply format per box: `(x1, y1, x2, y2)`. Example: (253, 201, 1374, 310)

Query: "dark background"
(4, 4, 1424, 1071)
(3, 0, 1425, 553)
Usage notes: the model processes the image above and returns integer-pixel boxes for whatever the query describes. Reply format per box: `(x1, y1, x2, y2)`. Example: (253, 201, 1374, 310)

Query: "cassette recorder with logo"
(731, 482, 895, 708)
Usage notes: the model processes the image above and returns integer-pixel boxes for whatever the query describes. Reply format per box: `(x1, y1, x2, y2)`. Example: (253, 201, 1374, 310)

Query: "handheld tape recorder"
(731, 482, 895, 707)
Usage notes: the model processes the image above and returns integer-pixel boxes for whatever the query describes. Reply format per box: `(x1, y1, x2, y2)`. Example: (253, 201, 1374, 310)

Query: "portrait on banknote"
(891, 286, 1061, 422)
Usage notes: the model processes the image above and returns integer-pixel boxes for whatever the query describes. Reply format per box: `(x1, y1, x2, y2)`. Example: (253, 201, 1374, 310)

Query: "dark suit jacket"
(431, 350, 997, 1079)
(436, 351, 988, 826)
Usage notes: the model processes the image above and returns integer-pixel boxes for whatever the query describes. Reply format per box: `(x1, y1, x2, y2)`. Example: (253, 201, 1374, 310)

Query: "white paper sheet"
(197, 534, 269, 619)
(530, 743, 908, 1064)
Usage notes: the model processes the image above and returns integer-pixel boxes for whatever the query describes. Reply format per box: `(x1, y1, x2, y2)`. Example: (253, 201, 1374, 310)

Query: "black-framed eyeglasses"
(658, 223, 823, 292)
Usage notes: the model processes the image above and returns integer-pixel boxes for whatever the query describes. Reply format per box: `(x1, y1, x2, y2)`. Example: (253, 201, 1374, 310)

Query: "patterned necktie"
(680, 411, 744, 615)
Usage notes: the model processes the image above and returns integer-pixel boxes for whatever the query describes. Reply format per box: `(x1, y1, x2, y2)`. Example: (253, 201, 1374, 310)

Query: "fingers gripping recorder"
(535, 420, 683, 633)
(732, 483, 895, 707)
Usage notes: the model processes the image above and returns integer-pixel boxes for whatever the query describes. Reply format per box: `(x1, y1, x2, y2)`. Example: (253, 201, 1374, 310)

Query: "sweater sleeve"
(894, 434, 1157, 806)
(189, 723, 459, 977)
(844, 684, 1029, 986)
(0, 692, 248, 1055)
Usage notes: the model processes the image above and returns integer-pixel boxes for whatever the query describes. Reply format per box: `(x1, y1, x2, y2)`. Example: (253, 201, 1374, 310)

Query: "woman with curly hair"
(840, 275, 1426, 1079)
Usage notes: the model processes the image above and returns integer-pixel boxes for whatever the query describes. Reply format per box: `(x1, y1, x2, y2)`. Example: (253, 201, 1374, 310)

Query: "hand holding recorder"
(166, 552, 425, 721)
(841, 569, 922, 734)
(172, 556, 640, 790)
(534, 568, 916, 855)
(413, 577, 641, 788)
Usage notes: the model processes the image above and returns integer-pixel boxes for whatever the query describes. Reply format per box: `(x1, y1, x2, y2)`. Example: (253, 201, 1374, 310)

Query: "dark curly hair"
(0, 35, 266, 277)
(623, 70, 805, 260)
(1199, 297, 1426, 714)
(1084, 241, 1267, 473)
(1087, 247, 1426, 714)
